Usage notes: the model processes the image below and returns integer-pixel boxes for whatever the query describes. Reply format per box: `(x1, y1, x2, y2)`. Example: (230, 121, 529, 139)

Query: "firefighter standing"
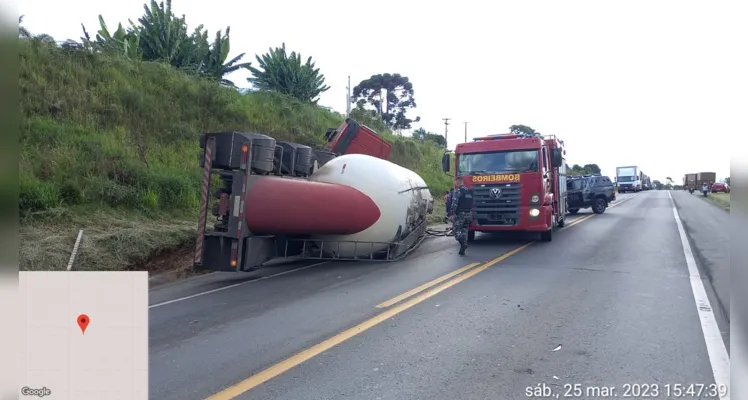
(449, 176, 474, 256)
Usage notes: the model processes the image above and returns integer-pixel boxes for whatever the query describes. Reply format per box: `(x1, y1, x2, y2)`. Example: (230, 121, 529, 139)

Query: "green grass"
(19, 37, 452, 271)
(702, 192, 730, 212)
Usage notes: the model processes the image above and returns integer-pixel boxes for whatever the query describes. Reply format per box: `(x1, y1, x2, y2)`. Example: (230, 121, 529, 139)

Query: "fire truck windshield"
(457, 150, 539, 175)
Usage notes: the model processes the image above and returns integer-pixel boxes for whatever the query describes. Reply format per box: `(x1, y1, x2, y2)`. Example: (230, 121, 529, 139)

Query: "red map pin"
(77, 314, 90, 335)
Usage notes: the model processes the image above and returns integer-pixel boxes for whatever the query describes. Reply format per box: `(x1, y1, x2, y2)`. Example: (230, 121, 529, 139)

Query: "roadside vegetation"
(19, 4, 452, 272)
(702, 193, 730, 212)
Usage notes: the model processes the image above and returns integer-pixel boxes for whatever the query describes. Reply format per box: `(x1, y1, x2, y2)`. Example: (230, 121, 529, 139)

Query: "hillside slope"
(19, 38, 451, 272)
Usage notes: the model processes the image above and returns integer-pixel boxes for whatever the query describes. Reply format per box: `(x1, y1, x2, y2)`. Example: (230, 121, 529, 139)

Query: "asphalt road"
(669, 190, 730, 325)
(148, 191, 729, 400)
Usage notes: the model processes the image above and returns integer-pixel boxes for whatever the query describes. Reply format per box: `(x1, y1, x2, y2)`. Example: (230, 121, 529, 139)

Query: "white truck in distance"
(616, 166, 641, 193)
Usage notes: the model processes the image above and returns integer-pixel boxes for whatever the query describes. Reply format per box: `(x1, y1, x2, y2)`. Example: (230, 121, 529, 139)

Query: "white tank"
(309, 154, 434, 258)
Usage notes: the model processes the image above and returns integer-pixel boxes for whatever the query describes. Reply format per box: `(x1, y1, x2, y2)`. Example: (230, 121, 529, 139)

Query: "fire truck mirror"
(551, 148, 562, 168)
(441, 153, 451, 173)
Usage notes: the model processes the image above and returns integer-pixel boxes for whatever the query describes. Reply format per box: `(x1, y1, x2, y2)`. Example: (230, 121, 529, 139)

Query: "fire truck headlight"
(529, 208, 540, 217)
(531, 195, 540, 203)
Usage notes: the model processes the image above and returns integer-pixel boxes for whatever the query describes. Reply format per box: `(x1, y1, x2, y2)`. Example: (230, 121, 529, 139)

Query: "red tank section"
(243, 176, 381, 235)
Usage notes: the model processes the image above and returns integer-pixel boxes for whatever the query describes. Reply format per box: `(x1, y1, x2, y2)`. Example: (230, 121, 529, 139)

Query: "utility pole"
(345, 76, 352, 117)
(464, 121, 469, 142)
(443, 118, 451, 145)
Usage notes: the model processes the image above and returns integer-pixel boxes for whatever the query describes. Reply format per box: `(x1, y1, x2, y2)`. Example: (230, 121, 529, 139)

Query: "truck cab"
(616, 166, 641, 193)
(442, 133, 567, 242)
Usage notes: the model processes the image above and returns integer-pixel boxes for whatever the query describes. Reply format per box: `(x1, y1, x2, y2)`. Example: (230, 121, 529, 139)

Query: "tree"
(352, 73, 420, 130)
(197, 27, 251, 87)
(582, 164, 601, 174)
(81, 0, 245, 83)
(412, 128, 446, 147)
(19, 15, 31, 38)
(509, 124, 539, 136)
(652, 180, 663, 190)
(726, 177, 730, 185)
(81, 15, 142, 60)
(568, 163, 602, 176)
(134, 0, 195, 67)
(247, 43, 330, 103)
(666, 177, 673, 185)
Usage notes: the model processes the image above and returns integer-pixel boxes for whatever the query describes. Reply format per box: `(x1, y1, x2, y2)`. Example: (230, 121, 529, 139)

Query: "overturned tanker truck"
(194, 119, 435, 272)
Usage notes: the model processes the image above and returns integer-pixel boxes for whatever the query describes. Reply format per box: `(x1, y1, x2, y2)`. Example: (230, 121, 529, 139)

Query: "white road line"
(668, 191, 730, 399)
(149, 261, 328, 309)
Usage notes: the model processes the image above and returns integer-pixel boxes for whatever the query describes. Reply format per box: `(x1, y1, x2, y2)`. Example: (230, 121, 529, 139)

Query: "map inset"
(20, 271, 148, 399)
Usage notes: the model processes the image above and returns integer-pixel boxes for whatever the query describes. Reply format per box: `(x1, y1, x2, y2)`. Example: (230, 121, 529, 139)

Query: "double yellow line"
(207, 245, 530, 400)
(207, 196, 638, 399)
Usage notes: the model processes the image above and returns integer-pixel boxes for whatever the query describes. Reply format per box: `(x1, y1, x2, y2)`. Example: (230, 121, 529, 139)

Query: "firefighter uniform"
(450, 184, 474, 255)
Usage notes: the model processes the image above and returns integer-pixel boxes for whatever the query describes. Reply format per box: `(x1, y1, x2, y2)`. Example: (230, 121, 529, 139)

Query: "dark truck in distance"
(566, 174, 616, 214)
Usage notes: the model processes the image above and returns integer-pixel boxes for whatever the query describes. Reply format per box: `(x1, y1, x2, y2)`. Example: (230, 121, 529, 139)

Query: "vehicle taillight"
(230, 241, 238, 267)
(240, 143, 249, 170)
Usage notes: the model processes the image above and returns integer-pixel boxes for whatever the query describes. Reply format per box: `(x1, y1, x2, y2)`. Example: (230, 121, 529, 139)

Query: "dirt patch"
(134, 241, 212, 285)
(20, 208, 197, 272)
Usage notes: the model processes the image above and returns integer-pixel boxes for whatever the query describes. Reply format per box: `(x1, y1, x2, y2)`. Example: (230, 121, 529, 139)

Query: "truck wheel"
(592, 198, 607, 214)
(557, 217, 565, 228)
(568, 208, 579, 215)
(540, 229, 552, 242)
(467, 230, 475, 242)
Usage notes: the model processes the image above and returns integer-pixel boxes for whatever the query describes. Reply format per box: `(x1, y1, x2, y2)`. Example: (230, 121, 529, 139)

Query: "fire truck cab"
(442, 133, 568, 242)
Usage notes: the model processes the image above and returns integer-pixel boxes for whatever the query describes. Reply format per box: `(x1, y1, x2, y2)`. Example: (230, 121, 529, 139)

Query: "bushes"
(19, 37, 451, 270)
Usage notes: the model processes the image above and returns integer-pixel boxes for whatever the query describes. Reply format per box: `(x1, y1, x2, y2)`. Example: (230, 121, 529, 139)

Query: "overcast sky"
(18, 0, 745, 182)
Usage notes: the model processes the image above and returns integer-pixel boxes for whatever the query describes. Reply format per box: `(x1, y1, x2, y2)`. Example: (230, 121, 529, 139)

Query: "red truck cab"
(324, 118, 392, 160)
(442, 133, 568, 242)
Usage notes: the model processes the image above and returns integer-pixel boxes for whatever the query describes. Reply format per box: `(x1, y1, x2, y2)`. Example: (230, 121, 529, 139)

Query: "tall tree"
(725, 177, 730, 185)
(509, 124, 539, 136)
(247, 43, 330, 103)
(351, 73, 420, 130)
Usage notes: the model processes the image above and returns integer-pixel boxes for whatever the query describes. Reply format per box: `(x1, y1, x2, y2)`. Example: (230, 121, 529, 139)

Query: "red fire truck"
(441, 133, 568, 242)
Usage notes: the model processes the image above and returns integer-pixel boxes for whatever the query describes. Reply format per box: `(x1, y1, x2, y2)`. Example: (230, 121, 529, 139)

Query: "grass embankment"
(19, 38, 452, 272)
(702, 193, 730, 212)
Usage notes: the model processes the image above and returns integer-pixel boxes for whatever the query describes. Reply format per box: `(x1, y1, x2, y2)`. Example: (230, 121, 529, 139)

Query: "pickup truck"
(566, 175, 616, 214)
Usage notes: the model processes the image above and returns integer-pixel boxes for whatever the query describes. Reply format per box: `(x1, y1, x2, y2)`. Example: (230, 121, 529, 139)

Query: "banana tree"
(247, 43, 330, 103)
(133, 0, 192, 66)
(198, 27, 251, 87)
(81, 15, 142, 60)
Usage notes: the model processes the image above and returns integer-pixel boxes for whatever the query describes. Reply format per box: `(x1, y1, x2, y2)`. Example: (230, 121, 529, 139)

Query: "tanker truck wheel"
(568, 208, 579, 215)
(467, 230, 475, 242)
